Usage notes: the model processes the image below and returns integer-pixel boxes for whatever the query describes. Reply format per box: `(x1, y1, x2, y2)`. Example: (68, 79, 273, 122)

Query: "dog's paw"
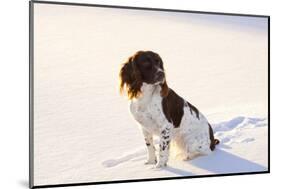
(154, 162, 167, 168)
(145, 159, 157, 165)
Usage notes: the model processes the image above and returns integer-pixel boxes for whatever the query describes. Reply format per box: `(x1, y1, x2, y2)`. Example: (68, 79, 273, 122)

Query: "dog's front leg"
(142, 129, 157, 164)
(156, 127, 171, 168)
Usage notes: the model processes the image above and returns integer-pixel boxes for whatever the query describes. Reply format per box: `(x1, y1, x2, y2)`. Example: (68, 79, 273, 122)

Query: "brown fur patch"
(160, 81, 169, 97)
(161, 89, 184, 128)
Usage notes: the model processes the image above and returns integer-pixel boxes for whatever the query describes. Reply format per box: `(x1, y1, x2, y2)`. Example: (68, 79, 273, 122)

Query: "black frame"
(29, 0, 270, 188)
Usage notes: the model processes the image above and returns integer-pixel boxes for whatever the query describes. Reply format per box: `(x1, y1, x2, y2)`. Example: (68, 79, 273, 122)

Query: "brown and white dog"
(119, 51, 219, 168)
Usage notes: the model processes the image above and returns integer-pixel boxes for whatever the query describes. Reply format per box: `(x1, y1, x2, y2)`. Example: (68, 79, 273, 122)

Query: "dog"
(119, 51, 219, 168)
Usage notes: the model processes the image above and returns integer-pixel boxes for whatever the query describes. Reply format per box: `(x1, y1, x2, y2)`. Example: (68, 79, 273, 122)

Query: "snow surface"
(101, 116, 268, 177)
(33, 4, 268, 186)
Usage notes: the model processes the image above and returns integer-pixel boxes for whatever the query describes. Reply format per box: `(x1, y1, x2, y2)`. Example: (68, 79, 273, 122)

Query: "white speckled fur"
(130, 83, 212, 167)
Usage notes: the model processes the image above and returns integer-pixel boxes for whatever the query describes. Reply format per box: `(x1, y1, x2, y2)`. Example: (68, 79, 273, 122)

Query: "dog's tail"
(208, 123, 220, 151)
(214, 139, 220, 145)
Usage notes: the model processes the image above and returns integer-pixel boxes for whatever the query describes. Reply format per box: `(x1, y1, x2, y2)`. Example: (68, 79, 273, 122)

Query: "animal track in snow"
(213, 116, 266, 146)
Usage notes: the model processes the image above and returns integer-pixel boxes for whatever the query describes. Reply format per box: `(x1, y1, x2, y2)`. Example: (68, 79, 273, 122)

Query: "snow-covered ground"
(33, 3, 268, 186)
(102, 116, 268, 175)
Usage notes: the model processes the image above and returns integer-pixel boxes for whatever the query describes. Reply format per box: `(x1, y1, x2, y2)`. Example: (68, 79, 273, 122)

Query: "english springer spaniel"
(119, 51, 219, 168)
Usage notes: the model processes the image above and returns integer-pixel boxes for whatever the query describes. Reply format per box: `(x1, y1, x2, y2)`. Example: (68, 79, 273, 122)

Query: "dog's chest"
(130, 95, 166, 134)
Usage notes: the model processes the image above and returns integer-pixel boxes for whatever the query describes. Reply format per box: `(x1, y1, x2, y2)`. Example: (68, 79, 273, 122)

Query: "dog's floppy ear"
(119, 56, 142, 99)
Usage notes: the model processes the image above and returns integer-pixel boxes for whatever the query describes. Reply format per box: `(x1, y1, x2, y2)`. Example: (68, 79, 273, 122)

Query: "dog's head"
(119, 51, 169, 99)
